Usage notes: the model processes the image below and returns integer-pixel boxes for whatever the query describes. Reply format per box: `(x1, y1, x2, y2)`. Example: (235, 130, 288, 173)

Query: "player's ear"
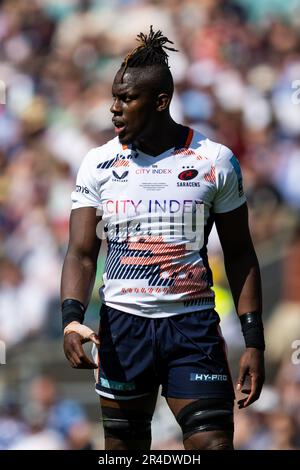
(156, 93, 171, 112)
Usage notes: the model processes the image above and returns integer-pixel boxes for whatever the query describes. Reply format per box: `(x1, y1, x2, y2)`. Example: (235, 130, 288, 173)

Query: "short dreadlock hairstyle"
(119, 26, 178, 97)
(122, 25, 177, 71)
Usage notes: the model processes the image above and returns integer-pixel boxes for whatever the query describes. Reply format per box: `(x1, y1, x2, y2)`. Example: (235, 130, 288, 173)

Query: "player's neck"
(134, 118, 184, 157)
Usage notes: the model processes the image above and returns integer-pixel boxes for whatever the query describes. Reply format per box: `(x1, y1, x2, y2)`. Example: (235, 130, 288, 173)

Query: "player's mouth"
(113, 119, 126, 135)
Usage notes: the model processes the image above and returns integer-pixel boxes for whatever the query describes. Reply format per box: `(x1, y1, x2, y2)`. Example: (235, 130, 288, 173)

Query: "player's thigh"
(100, 388, 159, 450)
(166, 397, 234, 450)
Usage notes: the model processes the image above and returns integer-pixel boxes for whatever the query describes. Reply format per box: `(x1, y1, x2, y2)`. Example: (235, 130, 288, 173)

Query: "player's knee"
(186, 431, 233, 450)
(175, 398, 234, 443)
(101, 406, 152, 447)
(206, 436, 233, 450)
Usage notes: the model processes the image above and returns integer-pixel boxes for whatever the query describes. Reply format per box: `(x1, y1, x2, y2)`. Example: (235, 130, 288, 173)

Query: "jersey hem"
(102, 301, 216, 318)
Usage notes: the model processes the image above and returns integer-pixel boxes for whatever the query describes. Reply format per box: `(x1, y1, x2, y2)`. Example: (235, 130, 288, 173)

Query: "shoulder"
(82, 136, 121, 168)
(189, 129, 234, 164)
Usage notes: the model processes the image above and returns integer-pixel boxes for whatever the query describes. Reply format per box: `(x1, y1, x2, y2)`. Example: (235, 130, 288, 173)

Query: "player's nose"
(110, 97, 122, 114)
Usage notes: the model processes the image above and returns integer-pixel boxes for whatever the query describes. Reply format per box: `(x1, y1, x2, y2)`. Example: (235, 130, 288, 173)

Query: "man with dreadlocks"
(61, 26, 265, 450)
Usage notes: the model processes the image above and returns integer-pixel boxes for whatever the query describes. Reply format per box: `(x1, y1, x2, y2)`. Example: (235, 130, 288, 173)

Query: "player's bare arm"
(61, 207, 101, 369)
(215, 202, 265, 409)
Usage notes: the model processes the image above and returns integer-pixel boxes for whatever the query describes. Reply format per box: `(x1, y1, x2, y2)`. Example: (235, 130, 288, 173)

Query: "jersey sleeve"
(213, 145, 246, 213)
(71, 149, 100, 209)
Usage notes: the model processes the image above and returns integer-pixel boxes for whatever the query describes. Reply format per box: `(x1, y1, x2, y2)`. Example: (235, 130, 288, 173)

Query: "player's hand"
(63, 321, 100, 369)
(236, 348, 265, 409)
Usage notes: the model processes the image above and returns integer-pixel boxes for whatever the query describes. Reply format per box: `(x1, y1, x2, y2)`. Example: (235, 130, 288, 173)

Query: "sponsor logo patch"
(112, 170, 129, 180)
(178, 169, 198, 181)
(190, 373, 228, 382)
(100, 378, 136, 391)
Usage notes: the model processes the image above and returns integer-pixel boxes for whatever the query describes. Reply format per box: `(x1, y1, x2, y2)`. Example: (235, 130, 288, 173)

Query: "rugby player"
(61, 27, 265, 450)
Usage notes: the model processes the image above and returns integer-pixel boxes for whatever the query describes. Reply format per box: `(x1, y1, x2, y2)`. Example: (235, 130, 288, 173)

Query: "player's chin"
(118, 128, 139, 145)
(117, 130, 130, 144)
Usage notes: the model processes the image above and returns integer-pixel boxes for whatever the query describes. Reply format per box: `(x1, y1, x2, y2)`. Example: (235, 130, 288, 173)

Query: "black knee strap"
(101, 407, 152, 440)
(176, 398, 234, 439)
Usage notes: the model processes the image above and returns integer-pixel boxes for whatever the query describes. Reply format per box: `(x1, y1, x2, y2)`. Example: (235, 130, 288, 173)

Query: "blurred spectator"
(0, 393, 27, 450)
(0, 257, 48, 346)
(0, 374, 94, 449)
(265, 227, 300, 364)
(26, 375, 94, 449)
(234, 384, 300, 449)
(275, 359, 300, 429)
(266, 411, 299, 450)
(9, 401, 63, 450)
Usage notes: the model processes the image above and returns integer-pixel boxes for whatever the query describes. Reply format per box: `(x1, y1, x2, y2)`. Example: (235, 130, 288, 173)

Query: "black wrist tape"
(62, 299, 86, 330)
(239, 312, 265, 351)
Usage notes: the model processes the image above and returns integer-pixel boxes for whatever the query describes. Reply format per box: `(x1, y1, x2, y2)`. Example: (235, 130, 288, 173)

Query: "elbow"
(65, 249, 97, 269)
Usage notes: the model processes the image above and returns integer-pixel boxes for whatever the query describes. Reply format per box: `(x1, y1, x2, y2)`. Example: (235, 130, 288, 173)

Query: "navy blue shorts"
(94, 304, 235, 401)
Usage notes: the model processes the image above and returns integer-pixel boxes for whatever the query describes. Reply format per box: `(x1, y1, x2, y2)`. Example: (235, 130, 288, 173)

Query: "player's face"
(110, 70, 157, 144)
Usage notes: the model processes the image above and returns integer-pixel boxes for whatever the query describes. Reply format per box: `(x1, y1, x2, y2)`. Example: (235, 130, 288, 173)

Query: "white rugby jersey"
(71, 127, 246, 318)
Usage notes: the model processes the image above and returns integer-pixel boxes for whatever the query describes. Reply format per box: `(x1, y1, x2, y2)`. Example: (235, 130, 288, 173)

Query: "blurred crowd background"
(0, 0, 300, 450)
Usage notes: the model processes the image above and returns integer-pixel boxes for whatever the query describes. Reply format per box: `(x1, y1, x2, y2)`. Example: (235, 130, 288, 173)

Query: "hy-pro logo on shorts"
(190, 373, 228, 382)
